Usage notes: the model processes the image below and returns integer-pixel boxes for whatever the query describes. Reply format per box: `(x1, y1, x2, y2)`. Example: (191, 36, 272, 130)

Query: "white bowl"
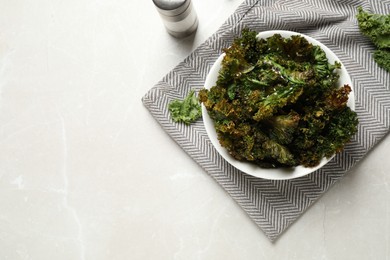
(202, 30, 354, 180)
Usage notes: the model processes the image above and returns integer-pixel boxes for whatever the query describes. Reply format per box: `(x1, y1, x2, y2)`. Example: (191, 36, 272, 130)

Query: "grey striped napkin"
(142, 0, 389, 241)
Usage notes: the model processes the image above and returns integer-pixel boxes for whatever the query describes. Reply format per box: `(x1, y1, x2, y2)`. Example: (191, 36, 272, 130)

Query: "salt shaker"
(152, 0, 198, 38)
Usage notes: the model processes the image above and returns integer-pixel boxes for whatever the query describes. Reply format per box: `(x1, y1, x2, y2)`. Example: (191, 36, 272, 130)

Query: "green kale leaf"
(374, 49, 390, 70)
(168, 90, 202, 125)
(357, 7, 390, 72)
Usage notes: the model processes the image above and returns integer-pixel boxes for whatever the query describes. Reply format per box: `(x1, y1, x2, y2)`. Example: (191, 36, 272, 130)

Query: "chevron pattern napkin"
(142, 0, 389, 241)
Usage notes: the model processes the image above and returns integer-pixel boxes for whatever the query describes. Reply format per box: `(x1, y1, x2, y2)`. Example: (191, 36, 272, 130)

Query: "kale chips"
(199, 29, 358, 168)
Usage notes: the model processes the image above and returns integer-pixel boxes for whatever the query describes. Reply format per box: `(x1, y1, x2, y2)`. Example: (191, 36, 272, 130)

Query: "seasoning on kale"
(199, 29, 358, 168)
(356, 7, 390, 72)
(168, 90, 202, 125)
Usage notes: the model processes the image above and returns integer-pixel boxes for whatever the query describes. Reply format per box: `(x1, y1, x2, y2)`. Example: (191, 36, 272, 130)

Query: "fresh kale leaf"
(356, 7, 390, 72)
(168, 90, 202, 125)
(373, 49, 390, 71)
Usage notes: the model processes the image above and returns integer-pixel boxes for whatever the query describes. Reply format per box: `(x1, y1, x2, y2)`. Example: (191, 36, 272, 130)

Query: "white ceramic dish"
(202, 30, 355, 180)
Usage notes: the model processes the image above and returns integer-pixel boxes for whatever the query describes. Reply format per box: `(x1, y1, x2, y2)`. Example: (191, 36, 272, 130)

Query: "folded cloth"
(142, 0, 389, 241)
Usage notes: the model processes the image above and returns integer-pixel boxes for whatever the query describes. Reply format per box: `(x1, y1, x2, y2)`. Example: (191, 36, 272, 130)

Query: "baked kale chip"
(199, 29, 358, 168)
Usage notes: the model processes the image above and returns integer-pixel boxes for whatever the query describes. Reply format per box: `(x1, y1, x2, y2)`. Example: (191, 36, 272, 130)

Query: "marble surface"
(0, 0, 389, 259)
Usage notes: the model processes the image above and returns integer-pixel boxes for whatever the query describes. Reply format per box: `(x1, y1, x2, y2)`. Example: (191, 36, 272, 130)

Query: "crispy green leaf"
(199, 29, 358, 168)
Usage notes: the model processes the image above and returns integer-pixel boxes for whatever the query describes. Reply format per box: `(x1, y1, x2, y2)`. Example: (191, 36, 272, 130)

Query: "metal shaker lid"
(152, 0, 191, 16)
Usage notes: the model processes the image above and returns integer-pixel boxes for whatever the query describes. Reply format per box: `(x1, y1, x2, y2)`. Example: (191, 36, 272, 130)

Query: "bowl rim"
(202, 30, 354, 180)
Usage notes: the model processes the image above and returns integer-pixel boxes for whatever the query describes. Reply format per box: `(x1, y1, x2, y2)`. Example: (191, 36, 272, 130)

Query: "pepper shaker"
(152, 0, 198, 38)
